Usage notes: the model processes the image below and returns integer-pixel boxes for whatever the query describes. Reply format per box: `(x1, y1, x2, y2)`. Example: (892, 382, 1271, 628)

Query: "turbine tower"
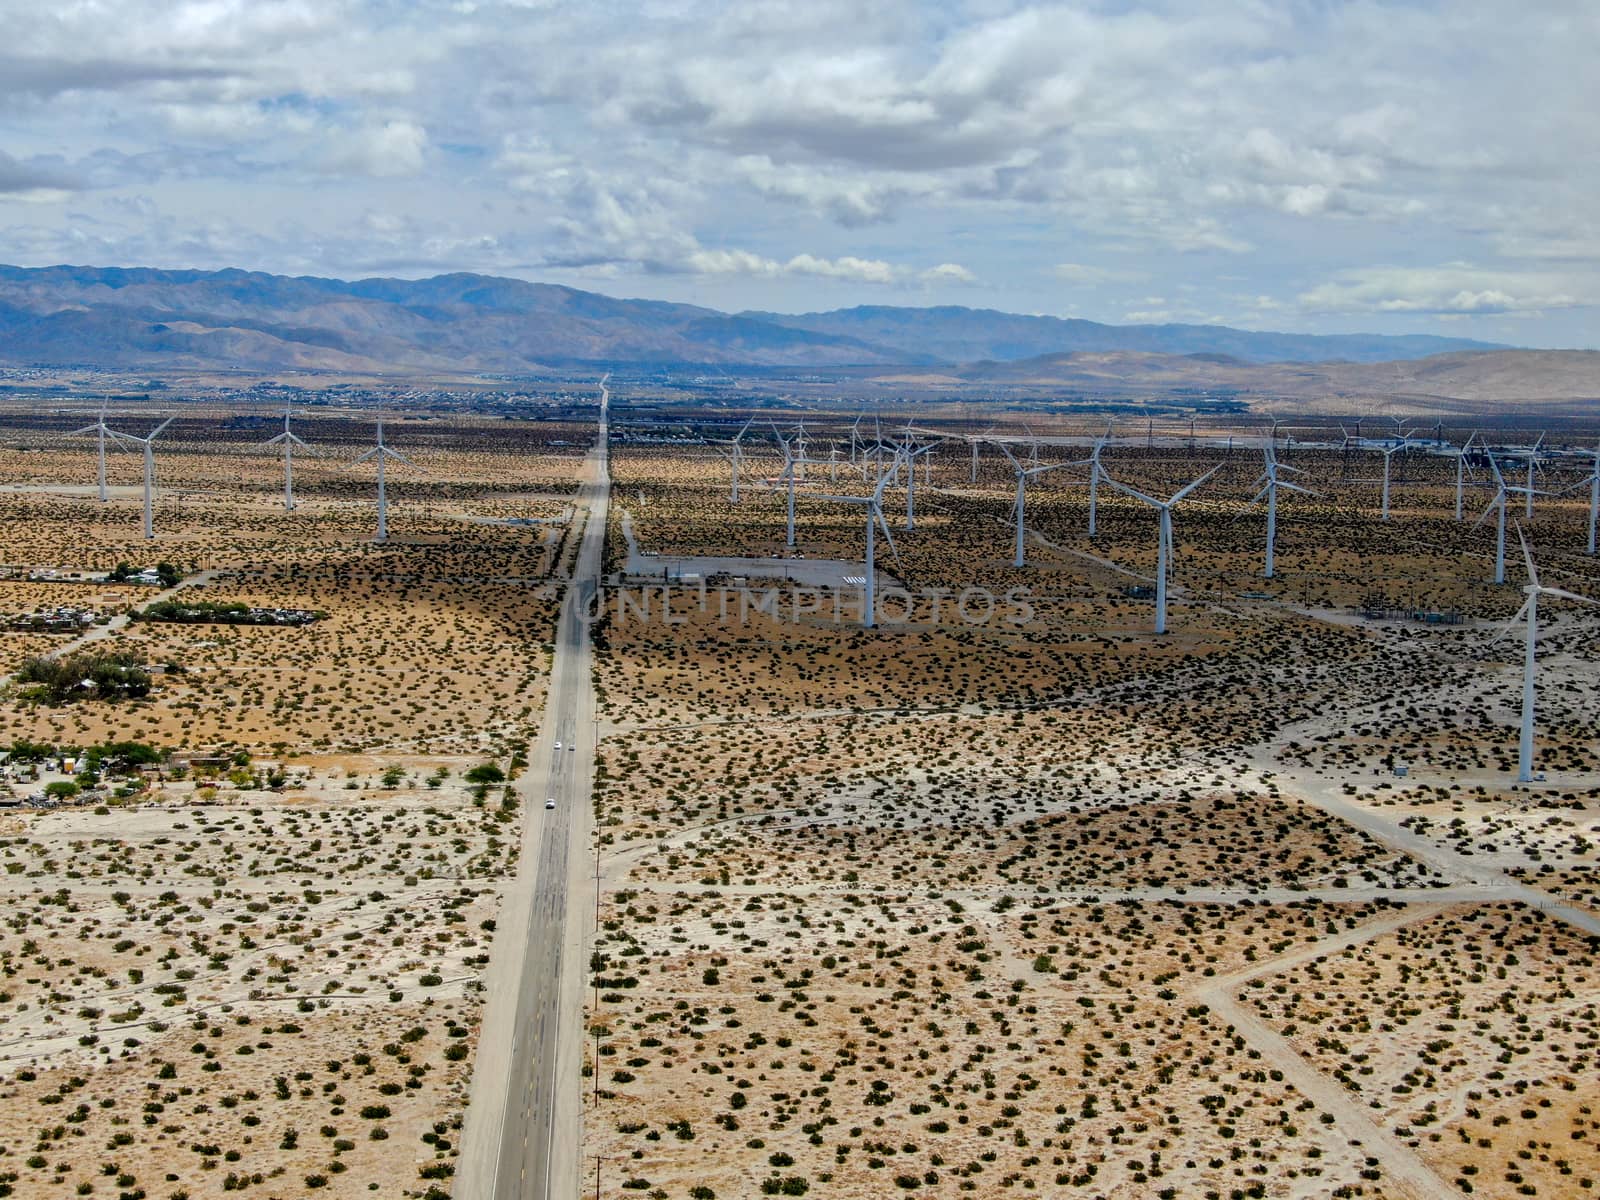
(71, 402, 114, 503)
(815, 461, 901, 628)
(351, 418, 413, 542)
(108, 418, 174, 540)
(262, 406, 311, 511)
(1250, 446, 1315, 579)
(998, 444, 1075, 568)
(1499, 526, 1598, 782)
(1104, 464, 1220, 634)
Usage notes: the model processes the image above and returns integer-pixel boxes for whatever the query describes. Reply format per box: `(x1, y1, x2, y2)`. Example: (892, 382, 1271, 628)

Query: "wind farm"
(0, 367, 1597, 1200)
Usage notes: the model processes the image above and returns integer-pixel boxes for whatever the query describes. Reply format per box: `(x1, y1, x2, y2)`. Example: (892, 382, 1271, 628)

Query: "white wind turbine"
(351, 418, 414, 542)
(1497, 525, 1598, 782)
(1375, 439, 1413, 521)
(998, 444, 1077, 568)
(1563, 442, 1600, 555)
(1084, 426, 1112, 538)
(896, 431, 934, 531)
(713, 417, 756, 503)
(815, 460, 902, 628)
(1506, 434, 1546, 520)
(767, 428, 826, 548)
(1250, 446, 1315, 579)
(1103, 464, 1221, 634)
(1475, 453, 1513, 585)
(70, 401, 114, 503)
(1453, 432, 1480, 521)
(108, 417, 174, 540)
(261, 406, 312, 512)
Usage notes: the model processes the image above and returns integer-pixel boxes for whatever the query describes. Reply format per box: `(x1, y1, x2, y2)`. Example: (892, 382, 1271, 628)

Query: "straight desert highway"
(457, 377, 609, 1200)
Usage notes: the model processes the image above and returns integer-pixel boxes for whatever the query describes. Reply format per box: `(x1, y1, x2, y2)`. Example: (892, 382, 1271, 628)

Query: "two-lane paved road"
(458, 377, 609, 1200)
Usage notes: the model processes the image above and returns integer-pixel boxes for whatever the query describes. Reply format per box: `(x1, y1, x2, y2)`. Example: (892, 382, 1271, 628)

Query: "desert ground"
(0, 394, 1596, 1200)
(581, 423, 1599, 1200)
(0, 402, 585, 1199)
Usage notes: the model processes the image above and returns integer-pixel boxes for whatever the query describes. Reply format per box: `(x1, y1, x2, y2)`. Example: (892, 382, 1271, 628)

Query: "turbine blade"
(1168, 464, 1221, 504)
(1488, 598, 1533, 648)
(1515, 523, 1538, 587)
(1539, 586, 1600, 606)
(351, 447, 380, 465)
(1102, 475, 1162, 508)
(875, 507, 901, 570)
(148, 417, 174, 439)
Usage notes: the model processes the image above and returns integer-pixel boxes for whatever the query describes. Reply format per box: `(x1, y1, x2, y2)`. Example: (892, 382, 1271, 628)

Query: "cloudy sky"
(2, 0, 1597, 345)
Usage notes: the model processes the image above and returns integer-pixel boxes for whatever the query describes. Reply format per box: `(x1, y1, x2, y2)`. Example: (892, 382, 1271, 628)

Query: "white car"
(554, 741, 562, 750)
(568, 745, 576, 752)
(545, 798, 556, 809)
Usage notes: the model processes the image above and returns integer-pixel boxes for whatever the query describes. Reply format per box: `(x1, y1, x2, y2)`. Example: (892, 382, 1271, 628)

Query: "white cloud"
(686, 249, 899, 284)
(0, 0, 1597, 342)
(1054, 263, 1140, 285)
(920, 262, 975, 284)
(319, 119, 428, 177)
(1299, 266, 1588, 316)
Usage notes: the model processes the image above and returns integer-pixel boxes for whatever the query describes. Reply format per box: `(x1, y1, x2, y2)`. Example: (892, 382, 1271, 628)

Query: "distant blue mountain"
(0, 264, 1509, 371)
(740, 304, 1508, 365)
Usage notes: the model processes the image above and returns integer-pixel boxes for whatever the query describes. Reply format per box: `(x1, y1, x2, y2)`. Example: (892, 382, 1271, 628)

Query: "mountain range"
(0, 264, 1507, 373)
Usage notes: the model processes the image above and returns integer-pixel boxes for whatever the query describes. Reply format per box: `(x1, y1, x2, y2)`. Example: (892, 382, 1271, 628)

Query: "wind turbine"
(896, 431, 934, 531)
(815, 461, 901, 628)
(998, 444, 1076, 568)
(70, 402, 114, 503)
(108, 418, 174, 540)
(1497, 525, 1598, 782)
(1085, 426, 1111, 539)
(351, 418, 413, 542)
(1453, 432, 1480, 521)
(1515, 434, 1546, 520)
(713, 417, 755, 503)
(1475, 454, 1512, 585)
(767, 428, 825, 548)
(1375, 440, 1412, 521)
(261, 406, 311, 512)
(1103, 464, 1221, 634)
(1562, 442, 1600, 555)
(1250, 446, 1315, 579)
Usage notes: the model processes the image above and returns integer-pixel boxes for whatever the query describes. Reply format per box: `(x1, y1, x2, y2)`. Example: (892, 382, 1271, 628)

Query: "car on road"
(554, 741, 562, 750)
(545, 797, 556, 809)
